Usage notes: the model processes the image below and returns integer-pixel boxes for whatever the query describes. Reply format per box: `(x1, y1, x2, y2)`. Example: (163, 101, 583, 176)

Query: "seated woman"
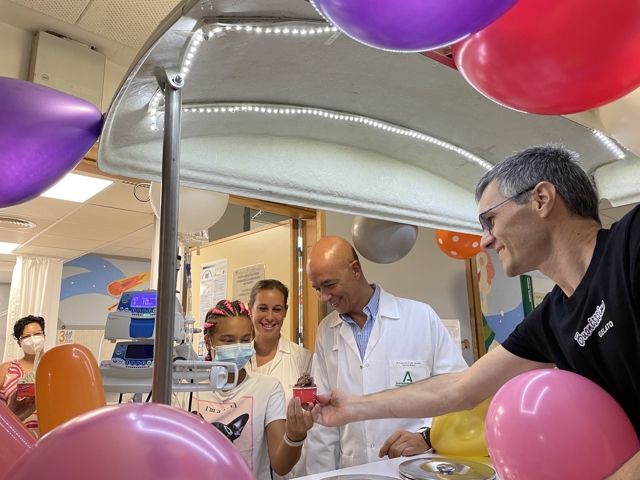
(247, 280, 313, 402)
(0, 315, 46, 436)
(178, 299, 313, 480)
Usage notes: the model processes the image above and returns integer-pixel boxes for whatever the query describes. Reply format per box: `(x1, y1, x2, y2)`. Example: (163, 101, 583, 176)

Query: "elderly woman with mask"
(0, 315, 46, 436)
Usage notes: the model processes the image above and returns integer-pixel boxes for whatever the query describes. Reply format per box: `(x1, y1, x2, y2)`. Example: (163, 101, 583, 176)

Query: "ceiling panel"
(77, 0, 181, 49)
(9, 0, 89, 24)
(111, 246, 151, 259)
(25, 234, 105, 250)
(91, 245, 124, 256)
(0, 197, 80, 221)
(109, 235, 146, 248)
(14, 245, 85, 259)
(88, 181, 154, 214)
(601, 203, 639, 221)
(45, 221, 132, 242)
(0, 230, 36, 244)
(131, 237, 153, 249)
(64, 204, 154, 230)
(128, 224, 155, 239)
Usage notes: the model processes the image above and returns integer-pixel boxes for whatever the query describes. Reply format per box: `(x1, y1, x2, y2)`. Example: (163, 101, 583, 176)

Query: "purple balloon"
(0, 76, 102, 208)
(4, 403, 257, 480)
(311, 0, 520, 52)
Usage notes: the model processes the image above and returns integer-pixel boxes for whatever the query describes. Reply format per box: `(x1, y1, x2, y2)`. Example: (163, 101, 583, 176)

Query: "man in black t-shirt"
(308, 145, 640, 479)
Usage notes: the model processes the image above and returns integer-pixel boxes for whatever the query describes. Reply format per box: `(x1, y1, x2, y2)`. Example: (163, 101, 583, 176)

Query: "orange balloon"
(435, 230, 483, 260)
(431, 397, 492, 457)
(0, 402, 36, 477)
(35, 344, 106, 435)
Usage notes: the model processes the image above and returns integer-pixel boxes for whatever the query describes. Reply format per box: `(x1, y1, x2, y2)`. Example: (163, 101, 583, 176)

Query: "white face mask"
(21, 335, 45, 355)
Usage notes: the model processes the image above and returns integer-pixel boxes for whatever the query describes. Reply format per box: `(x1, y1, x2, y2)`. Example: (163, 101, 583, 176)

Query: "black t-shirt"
(502, 205, 640, 436)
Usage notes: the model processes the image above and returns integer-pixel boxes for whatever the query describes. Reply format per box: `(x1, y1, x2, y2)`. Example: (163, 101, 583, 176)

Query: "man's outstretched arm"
(312, 346, 552, 427)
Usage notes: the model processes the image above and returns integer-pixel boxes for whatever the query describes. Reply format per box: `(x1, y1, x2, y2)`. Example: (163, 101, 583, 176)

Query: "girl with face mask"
(177, 299, 313, 480)
(0, 315, 46, 436)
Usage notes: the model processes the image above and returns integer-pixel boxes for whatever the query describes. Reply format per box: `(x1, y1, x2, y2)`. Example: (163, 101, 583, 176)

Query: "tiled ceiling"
(0, 168, 155, 283)
(9, 0, 181, 49)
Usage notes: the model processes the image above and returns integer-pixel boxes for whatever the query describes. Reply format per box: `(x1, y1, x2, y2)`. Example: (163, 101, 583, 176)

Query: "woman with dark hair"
(0, 315, 46, 436)
(247, 280, 313, 403)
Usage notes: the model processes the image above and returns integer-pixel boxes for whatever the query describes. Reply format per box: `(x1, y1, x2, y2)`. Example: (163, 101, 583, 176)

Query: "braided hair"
(203, 299, 253, 361)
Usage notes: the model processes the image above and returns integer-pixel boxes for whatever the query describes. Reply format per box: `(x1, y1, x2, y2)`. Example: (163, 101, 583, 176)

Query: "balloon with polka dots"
(435, 230, 483, 259)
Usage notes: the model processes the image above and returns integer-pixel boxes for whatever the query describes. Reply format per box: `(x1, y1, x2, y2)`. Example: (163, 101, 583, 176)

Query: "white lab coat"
(299, 287, 468, 475)
(249, 335, 313, 403)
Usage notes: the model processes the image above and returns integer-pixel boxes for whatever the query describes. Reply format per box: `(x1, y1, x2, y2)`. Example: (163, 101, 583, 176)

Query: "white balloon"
(149, 182, 229, 234)
(599, 87, 640, 157)
(351, 216, 418, 264)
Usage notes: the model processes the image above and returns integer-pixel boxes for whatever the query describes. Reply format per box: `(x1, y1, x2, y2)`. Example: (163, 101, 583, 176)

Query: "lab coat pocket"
(389, 360, 429, 388)
(339, 452, 354, 469)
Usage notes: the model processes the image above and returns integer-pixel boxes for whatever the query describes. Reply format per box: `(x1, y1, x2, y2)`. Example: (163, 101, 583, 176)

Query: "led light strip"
(151, 102, 493, 170)
(592, 130, 625, 160)
(148, 20, 339, 120)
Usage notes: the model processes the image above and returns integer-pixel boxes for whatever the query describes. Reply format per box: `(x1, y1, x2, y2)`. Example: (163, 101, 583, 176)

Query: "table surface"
(295, 454, 499, 480)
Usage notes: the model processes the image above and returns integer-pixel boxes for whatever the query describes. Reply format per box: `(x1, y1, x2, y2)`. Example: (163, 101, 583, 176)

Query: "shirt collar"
(339, 284, 380, 324)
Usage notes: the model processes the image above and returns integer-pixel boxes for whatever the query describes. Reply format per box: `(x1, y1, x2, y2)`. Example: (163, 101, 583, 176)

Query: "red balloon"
(4, 403, 257, 480)
(0, 402, 36, 478)
(486, 370, 640, 480)
(435, 230, 483, 260)
(452, 0, 640, 115)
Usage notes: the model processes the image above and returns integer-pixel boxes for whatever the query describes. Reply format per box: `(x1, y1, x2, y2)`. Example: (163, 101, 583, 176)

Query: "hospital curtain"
(3, 256, 63, 363)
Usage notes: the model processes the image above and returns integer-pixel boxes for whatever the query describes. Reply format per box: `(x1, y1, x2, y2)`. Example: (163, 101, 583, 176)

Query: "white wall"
(326, 212, 475, 365)
(0, 22, 128, 112)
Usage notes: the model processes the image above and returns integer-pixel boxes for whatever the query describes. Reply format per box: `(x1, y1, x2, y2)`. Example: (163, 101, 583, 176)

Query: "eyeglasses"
(479, 186, 535, 235)
(19, 332, 44, 342)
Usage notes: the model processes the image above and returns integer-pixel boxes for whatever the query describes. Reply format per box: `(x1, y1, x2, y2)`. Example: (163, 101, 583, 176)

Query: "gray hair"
(475, 145, 601, 226)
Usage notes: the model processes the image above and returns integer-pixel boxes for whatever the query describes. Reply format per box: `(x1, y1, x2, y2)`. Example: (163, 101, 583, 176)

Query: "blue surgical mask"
(214, 343, 255, 370)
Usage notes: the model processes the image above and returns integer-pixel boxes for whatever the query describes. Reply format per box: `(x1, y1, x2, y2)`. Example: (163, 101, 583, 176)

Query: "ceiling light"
(40, 173, 113, 203)
(0, 242, 20, 254)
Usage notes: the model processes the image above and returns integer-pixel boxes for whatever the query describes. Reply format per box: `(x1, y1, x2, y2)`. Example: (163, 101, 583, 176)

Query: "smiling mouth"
(260, 323, 278, 331)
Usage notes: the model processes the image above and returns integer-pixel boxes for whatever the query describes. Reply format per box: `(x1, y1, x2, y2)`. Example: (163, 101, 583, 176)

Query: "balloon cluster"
(0, 344, 256, 480)
(315, 0, 640, 116)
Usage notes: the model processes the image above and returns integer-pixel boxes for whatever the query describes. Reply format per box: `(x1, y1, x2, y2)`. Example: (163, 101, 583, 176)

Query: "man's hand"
(7, 392, 36, 422)
(311, 388, 356, 427)
(379, 430, 430, 459)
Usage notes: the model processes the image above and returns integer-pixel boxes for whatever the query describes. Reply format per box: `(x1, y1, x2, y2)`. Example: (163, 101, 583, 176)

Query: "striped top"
(339, 284, 381, 360)
(0, 360, 39, 436)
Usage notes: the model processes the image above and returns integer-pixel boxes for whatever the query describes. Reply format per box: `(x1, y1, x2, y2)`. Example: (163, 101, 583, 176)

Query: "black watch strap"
(421, 427, 432, 449)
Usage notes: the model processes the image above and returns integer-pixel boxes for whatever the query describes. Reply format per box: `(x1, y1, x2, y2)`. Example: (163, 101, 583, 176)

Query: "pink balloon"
(0, 402, 36, 478)
(4, 403, 256, 480)
(486, 369, 640, 480)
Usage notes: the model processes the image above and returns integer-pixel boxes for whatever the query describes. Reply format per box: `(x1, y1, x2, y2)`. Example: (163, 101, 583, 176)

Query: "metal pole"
(152, 69, 184, 405)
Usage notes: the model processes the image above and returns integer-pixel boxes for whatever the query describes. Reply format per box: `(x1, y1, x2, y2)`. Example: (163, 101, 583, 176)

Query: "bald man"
(297, 236, 467, 475)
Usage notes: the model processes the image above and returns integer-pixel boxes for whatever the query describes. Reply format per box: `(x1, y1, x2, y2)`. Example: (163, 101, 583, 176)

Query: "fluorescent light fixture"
(0, 242, 20, 254)
(40, 173, 113, 203)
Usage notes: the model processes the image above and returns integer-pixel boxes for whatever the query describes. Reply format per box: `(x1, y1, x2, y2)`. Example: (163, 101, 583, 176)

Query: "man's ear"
(350, 260, 363, 280)
(532, 182, 557, 219)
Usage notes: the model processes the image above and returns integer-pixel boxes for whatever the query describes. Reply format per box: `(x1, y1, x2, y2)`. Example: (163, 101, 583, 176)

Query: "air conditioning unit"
(28, 31, 105, 109)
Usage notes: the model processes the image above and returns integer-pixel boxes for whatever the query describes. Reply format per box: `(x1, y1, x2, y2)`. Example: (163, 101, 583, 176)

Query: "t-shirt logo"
(574, 300, 609, 347)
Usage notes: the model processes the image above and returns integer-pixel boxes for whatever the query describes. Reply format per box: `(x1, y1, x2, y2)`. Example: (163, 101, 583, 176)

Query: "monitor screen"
(125, 344, 154, 359)
(130, 293, 157, 308)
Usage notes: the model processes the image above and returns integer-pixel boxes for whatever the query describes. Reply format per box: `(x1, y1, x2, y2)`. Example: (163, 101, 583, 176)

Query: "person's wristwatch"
(418, 427, 432, 449)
